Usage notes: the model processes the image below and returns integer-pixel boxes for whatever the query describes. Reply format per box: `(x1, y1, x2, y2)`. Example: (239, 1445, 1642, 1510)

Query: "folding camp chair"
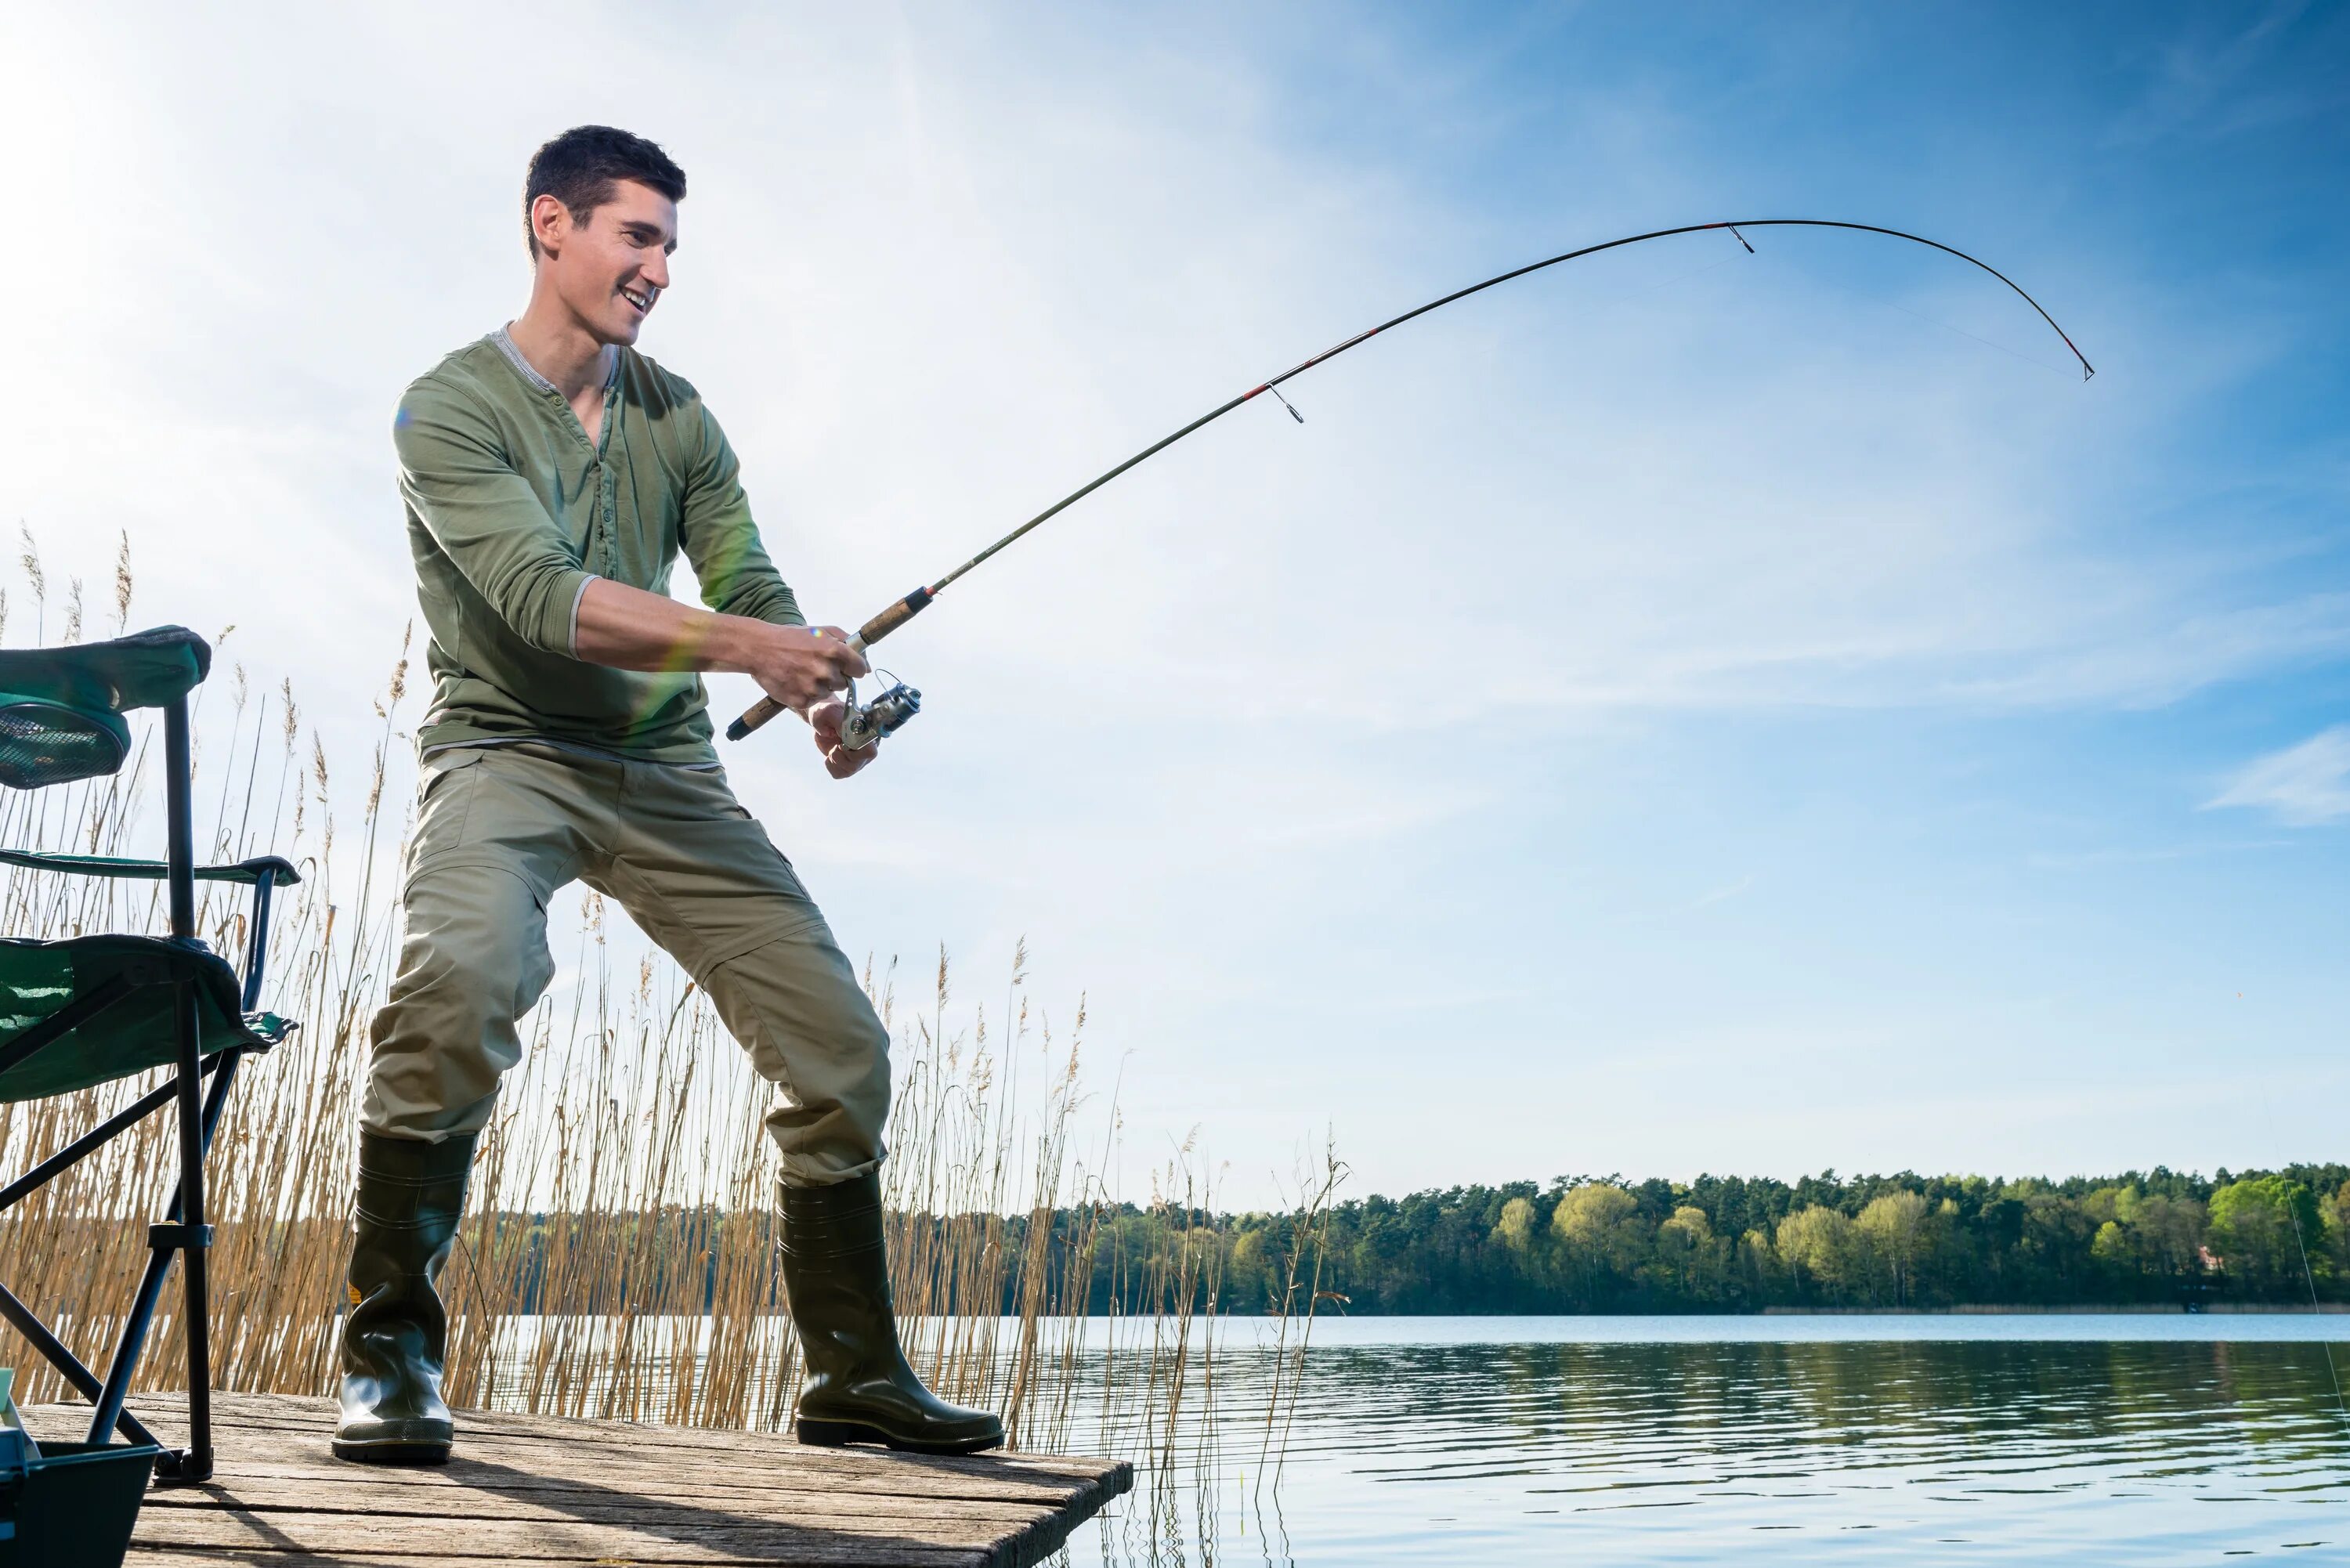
(0, 627, 296, 1485)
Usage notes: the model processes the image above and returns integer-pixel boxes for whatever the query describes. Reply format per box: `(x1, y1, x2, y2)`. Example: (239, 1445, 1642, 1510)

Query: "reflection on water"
(1061, 1321, 2350, 1566)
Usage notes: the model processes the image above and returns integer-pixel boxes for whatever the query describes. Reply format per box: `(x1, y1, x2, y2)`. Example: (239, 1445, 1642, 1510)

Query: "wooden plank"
(27, 1391, 1126, 1494)
(135, 1508, 1000, 1564)
(125, 1557, 628, 1568)
(20, 1391, 1130, 1568)
(146, 1432, 1115, 1508)
(107, 1393, 1119, 1490)
(139, 1457, 1104, 1511)
(21, 1425, 1024, 1499)
(136, 1475, 1054, 1529)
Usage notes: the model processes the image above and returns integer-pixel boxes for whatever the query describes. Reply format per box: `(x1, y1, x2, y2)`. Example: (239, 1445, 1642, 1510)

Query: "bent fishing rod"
(729, 217, 2094, 748)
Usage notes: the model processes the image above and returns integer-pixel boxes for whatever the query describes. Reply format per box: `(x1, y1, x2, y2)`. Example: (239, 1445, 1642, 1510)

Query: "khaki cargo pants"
(362, 742, 889, 1186)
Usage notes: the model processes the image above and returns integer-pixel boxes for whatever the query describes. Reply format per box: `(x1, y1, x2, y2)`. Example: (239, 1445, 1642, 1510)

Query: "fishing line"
(1575, 248, 1749, 326)
(2260, 1098, 2350, 1442)
(728, 217, 2095, 746)
(2281, 1193, 2350, 1438)
(1861, 295, 2081, 380)
(1752, 248, 2083, 379)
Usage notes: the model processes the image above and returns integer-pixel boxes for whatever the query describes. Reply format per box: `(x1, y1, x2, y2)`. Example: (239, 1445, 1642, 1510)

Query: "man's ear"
(530, 193, 573, 258)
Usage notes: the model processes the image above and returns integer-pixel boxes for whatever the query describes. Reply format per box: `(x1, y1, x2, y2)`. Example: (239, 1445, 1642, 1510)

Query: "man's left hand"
(808, 699, 880, 779)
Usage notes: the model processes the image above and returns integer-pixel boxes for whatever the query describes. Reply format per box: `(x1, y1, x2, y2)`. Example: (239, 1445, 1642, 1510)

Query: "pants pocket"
(413, 749, 491, 857)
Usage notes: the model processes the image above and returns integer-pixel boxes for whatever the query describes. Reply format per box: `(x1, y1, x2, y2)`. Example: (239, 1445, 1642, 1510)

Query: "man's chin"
(582, 301, 648, 345)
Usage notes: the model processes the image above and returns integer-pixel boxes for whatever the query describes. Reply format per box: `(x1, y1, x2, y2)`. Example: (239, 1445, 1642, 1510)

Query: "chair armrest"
(0, 849, 302, 887)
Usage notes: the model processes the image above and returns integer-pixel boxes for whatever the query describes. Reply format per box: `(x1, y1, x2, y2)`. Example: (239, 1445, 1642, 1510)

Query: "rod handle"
(856, 586, 933, 645)
(725, 695, 787, 743)
(725, 588, 934, 742)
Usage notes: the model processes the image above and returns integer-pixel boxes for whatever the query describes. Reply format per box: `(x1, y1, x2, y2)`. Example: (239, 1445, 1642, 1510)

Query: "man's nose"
(641, 251, 671, 291)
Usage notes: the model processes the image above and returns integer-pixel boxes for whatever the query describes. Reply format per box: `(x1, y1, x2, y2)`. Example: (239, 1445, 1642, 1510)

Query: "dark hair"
(522, 125, 687, 258)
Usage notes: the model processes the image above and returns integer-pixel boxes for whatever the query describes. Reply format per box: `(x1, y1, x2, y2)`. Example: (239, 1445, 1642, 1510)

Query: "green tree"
(2209, 1176, 2325, 1295)
(1492, 1196, 1540, 1252)
(1553, 1183, 1647, 1302)
(1737, 1227, 1784, 1302)
(1776, 1205, 1854, 1299)
(1651, 1205, 1729, 1302)
(2131, 1194, 2207, 1283)
(1856, 1190, 1931, 1306)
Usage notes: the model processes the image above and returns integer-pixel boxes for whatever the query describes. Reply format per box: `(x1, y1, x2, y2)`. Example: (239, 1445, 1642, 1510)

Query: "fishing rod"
(728, 217, 2095, 748)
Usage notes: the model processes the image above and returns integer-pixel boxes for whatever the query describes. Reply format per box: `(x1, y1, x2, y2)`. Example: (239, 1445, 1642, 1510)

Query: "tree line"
(1086, 1165, 2350, 1315)
(446, 1164, 2350, 1316)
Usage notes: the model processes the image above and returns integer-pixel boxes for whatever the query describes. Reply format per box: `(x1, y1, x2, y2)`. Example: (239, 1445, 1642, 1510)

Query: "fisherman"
(334, 125, 1001, 1463)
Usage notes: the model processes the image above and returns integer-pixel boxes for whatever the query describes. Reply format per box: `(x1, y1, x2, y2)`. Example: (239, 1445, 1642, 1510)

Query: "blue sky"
(2, 3, 2342, 1206)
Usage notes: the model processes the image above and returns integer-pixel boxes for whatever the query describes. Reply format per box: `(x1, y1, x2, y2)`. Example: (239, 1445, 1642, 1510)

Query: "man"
(334, 125, 1000, 1462)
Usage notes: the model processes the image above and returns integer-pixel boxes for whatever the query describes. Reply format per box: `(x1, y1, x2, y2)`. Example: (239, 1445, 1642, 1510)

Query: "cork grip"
(724, 587, 935, 742)
(857, 593, 926, 643)
(725, 694, 786, 742)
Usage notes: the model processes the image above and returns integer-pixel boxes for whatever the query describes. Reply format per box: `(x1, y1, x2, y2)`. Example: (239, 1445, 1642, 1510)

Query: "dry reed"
(0, 606, 1285, 1468)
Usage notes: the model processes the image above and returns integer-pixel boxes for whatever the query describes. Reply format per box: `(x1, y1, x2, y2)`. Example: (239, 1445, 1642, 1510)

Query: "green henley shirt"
(395, 331, 804, 765)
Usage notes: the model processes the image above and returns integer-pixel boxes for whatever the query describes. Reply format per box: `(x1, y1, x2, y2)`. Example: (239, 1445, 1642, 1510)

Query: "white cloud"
(2207, 726, 2350, 826)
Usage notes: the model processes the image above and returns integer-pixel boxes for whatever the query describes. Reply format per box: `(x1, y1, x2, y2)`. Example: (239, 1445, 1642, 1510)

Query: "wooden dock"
(24, 1391, 1131, 1567)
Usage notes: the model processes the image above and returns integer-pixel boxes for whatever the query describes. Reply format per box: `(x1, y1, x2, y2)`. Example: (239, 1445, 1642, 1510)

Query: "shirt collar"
(496, 325, 620, 395)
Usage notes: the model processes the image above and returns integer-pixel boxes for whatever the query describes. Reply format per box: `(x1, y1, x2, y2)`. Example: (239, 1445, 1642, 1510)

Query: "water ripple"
(1065, 1330, 2350, 1566)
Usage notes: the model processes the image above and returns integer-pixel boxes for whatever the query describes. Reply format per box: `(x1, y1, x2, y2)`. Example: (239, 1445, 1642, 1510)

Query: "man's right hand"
(750, 624, 870, 714)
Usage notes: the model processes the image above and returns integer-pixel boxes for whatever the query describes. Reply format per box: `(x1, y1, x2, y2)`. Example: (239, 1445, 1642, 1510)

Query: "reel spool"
(836, 676, 921, 751)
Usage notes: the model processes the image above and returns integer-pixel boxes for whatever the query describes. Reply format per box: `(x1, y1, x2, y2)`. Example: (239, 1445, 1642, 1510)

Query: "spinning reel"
(835, 673, 921, 751)
(722, 609, 929, 748)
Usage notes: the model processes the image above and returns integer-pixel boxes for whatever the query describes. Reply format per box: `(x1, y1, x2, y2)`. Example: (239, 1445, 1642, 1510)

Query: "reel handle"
(724, 587, 933, 742)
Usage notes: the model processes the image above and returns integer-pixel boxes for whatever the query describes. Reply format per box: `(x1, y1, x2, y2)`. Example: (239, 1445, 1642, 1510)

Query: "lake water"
(1055, 1316, 2350, 1566)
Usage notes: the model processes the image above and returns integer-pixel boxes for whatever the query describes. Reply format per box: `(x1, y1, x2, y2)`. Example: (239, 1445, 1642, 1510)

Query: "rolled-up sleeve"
(678, 402, 804, 628)
(395, 379, 597, 656)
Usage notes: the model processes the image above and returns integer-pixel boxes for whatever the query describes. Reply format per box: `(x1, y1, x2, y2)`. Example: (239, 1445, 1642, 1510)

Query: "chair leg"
(158, 703, 215, 1481)
(85, 1220, 177, 1448)
(83, 990, 227, 1481)
(173, 981, 215, 1481)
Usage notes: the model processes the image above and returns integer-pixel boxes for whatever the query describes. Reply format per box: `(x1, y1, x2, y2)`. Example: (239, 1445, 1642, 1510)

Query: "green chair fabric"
(0, 936, 293, 1104)
(0, 627, 211, 714)
(0, 702, 129, 790)
(0, 628, 211, 789)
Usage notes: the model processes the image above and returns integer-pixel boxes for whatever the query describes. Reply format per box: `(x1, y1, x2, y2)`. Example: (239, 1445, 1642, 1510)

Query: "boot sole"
(796, 1417, 1003, 1455)
(331, 1437, 452, 1465)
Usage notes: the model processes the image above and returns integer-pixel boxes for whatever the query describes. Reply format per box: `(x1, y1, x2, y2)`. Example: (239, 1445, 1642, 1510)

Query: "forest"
(459, 1164, 2350, 1317)
(1109, 1164, 2350, 1316)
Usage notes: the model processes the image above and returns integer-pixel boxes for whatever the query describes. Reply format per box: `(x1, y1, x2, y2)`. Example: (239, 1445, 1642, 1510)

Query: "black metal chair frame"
(0, 694, 292, 1485)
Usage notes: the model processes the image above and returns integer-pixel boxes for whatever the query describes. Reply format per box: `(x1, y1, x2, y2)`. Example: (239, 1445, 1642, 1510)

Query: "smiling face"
(529, 179, 677, 346)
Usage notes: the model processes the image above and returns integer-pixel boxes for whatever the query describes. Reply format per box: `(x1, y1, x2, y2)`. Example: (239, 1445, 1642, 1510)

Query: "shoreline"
(1757, 1302, 2350, 1315)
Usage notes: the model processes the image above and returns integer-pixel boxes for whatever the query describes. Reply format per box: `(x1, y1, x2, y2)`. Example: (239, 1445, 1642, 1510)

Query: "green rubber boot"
(782, 1172, 1005, 1454)
(332, 1132, 475, 1464)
